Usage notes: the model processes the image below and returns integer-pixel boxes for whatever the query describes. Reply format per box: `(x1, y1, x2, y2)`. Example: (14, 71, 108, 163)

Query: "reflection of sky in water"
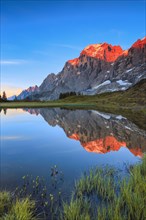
(0, 109, 144, 191)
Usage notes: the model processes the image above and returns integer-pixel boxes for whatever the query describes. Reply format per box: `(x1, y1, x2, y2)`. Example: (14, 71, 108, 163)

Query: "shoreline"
(0, 100, 146, 130)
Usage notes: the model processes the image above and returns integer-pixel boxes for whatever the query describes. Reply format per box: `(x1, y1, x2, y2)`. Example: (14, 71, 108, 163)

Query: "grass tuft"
(61, 155, 146, 220)
(0, 191, 11, 215)
(0, 194, 36, 220)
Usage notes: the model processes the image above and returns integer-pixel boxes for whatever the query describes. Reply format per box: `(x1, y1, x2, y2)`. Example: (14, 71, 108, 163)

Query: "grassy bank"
(1, 155, 146, 220)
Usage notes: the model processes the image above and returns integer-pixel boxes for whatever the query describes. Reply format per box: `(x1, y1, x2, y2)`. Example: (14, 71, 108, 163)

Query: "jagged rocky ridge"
(18, 37, 146, 100)
(25, 108, 146, 156)
(17, 85, 39, 100)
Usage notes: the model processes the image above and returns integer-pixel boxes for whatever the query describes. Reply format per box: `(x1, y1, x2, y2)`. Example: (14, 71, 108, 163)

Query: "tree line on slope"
(59, 91, 81, 99)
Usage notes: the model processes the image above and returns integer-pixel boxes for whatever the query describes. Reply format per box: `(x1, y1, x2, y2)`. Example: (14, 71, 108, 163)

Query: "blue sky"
(1, 0, 145, 96)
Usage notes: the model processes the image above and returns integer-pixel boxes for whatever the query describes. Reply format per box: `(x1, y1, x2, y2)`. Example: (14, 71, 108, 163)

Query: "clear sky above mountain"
(1, 0, 145, 96)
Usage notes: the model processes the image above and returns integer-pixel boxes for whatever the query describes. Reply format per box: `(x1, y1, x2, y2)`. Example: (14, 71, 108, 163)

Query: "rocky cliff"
(18, 37, 146, 100)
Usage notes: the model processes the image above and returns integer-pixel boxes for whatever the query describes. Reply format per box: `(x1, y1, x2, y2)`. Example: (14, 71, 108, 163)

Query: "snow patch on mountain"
(116, 80, 132, 86)
(92, 80, 111, 90)
(116, 115, 126, 120)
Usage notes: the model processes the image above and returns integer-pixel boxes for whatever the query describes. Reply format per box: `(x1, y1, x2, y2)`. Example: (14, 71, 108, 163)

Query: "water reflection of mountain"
(26, 108, 146, 157)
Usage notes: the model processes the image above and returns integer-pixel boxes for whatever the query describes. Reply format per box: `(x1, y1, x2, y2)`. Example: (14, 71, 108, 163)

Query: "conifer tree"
(2, 91, 7, 101)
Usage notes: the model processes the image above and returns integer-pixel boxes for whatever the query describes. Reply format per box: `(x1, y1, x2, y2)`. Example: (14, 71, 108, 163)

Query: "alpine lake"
(1, 107, 146, 218)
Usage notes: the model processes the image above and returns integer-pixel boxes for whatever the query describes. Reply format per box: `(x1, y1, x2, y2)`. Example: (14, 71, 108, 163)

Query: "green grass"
(61, 197, 91, 220)
(61, 155, 146, 220)
(0, 191, 11, 215)
(75, 167, 116, 201)
(0, 192, 36, 220)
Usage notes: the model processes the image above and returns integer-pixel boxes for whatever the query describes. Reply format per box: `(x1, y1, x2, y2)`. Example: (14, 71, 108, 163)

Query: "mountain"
(18, 37, 146, 100)
(25, 108, 146, 157)
(17, 85, 39, 100)
(7, 95, 17, 101)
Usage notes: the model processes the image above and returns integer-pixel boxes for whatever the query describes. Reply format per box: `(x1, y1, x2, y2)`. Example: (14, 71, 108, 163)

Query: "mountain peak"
(17, 85, 39, 100)
(68, 58, 79, 65)
(131, 37, 146, 49)
(80, 42, 124, 62)
(68, 37, 146, 66)
(27, 85, 38, 92)
(68, 42, 124, 65)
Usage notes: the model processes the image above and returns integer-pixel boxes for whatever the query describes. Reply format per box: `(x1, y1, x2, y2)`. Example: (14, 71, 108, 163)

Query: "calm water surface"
(1, 108, 146, 194)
